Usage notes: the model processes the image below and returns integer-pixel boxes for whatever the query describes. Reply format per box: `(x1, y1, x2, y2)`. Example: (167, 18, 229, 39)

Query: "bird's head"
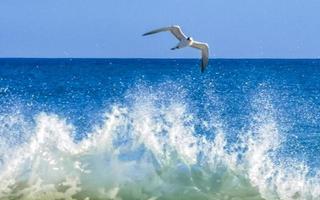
(187, 37, 193, 41)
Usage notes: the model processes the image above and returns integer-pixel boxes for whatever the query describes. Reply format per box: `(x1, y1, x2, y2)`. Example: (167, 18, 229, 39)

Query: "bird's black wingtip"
(200, 62, 206, 73)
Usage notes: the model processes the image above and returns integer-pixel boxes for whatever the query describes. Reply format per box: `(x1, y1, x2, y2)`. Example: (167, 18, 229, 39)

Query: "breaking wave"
(0, 85, 319, 200)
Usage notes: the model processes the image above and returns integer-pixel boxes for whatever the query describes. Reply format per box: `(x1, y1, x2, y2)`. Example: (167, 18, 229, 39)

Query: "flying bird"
(142, 25, 209, 72)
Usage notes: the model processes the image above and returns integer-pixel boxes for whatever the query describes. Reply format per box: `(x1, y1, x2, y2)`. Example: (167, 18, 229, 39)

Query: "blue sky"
(1, 0, 320, 58)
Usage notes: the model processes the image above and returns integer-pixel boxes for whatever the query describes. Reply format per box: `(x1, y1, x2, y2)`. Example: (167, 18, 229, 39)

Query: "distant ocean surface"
(0, 58, 319, 200)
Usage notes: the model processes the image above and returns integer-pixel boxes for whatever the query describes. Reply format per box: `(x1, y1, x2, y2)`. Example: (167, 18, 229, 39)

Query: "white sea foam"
(0, 89, 319, 200)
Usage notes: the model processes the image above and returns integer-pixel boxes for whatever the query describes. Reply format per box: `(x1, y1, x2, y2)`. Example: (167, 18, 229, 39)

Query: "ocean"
(0, 58, 319, 200)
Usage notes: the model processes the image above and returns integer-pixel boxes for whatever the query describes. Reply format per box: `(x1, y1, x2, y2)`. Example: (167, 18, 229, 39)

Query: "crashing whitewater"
(0, 87, 319, 200)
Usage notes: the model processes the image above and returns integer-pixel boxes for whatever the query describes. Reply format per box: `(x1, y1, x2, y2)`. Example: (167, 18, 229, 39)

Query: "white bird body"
(143, 25, 209, 72)
(174, 37, 193, 49)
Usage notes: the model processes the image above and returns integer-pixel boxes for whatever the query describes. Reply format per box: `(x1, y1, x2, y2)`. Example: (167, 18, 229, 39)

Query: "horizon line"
(0, 57, 320, 60)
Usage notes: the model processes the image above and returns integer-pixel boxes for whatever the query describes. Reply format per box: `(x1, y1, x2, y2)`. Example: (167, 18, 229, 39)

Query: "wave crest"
(0, 89, 319, 200)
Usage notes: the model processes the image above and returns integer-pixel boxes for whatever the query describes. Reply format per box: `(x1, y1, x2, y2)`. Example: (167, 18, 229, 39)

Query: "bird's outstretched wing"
(191, 41, 209, 72)
(142, 25, 187, 41)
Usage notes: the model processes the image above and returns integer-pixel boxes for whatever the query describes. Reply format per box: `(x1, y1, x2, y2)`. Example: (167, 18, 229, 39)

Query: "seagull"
(142, 25, 209, 72)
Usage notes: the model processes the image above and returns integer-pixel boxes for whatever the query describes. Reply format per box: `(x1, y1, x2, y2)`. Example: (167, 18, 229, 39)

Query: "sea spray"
(0, 87, 319, 200)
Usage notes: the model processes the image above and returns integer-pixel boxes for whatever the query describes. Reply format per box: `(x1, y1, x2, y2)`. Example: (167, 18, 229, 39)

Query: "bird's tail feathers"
(171, 46, 179, 50)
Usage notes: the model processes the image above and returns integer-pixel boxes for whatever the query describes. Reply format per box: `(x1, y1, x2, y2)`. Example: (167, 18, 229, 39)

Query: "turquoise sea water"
(0, 58, 319, 200)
